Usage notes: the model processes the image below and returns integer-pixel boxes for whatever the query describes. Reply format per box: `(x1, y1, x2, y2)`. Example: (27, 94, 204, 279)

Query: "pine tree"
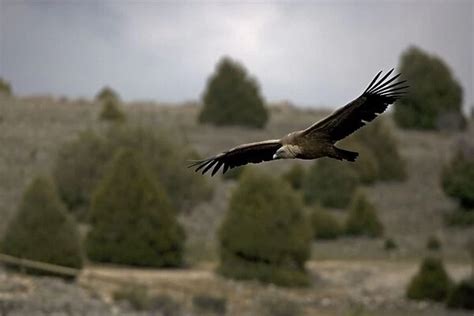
(218, 169, 312, 287)
(0, 78, 12, 96)
(395, 46, 465, 130)
(199, 57, 268, 128)
(86, 149, 185, 267)
(406, 257, 452, 302)
(99, 98, 126, 122)
(96, 86, 120, 103)
(1, 176, 83, 275)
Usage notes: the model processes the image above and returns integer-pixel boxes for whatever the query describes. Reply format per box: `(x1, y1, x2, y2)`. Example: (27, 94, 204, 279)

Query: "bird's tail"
(332, 147, 359, 162)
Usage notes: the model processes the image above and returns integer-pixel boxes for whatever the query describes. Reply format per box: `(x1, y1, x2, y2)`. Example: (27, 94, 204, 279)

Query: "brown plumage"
(189, 69, 408, 176)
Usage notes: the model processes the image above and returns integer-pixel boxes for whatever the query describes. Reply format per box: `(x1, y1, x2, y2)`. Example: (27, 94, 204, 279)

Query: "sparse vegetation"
(192, 295, 227, 315)
(426, 235, 442, 251)
(96, 86, 120, 103)
(0, 176, 83, 275)
(442, 149, 474, 210)
(446, 279, 474, 310)
(113, 285, 182, 314)
(310, 207, 342, 240)
(257, 294, 302, 316)
(199, 57, 268, 128)
(345, 191, 384, 238)
(99, 98, 126, 122)
(303, 158, 359, 208)
(0, 78, 12, 96)
(282, 163, 306, 190)
(384, 238, 398, 251)
(347, 143, 380, 184)
(218, 169, 312, 287)
(86, 149, 185, 267)
(406, 257, 452, 302)
(347, 120, 406, 182)
(54, 125, 213, 220)
(53, 130, 110, 220)
(395, 46, 465, 130)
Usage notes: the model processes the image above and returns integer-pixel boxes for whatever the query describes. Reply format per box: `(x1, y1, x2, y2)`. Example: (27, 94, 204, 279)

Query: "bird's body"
(189, 69, 408, 176)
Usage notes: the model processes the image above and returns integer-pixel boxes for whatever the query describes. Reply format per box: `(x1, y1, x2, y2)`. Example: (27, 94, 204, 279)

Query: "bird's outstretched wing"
(188, 140, 282, 176)
(302, 69, 408, 142)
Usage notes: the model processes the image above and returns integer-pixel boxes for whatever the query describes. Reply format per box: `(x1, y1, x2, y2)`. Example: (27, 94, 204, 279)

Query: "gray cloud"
(1, 1, 472, 110)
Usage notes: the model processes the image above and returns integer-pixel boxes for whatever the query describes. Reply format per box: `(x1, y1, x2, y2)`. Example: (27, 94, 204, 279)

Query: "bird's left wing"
(302, 69, 408, 142)
(188, 139, 282, 176)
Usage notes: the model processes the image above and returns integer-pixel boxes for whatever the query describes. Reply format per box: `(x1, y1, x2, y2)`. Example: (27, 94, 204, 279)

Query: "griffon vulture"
(189, 69, 407, 176)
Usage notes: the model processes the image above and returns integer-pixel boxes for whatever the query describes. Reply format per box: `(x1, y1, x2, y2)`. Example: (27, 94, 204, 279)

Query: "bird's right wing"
(301, 69, 408, 142)
(188, 140, 282, 176)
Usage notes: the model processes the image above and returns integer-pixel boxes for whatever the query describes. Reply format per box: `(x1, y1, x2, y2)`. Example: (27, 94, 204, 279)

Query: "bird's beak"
(272, 154, 278, 160)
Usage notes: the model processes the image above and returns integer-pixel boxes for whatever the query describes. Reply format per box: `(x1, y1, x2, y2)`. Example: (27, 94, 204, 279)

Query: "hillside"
(1, 95, 471, 262)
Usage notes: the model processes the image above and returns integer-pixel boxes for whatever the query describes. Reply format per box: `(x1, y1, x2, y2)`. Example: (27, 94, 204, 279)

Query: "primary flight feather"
(189, 69, 408, 176)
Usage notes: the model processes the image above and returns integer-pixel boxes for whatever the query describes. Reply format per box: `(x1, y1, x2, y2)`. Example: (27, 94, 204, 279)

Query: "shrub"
(199, 57, 268, 128)
(406, 257, 452, 302)
(394, 46, 464, 130)
(303, 158, 359, 208)
(310, 207, 342, 240)
(0, 78, 12, 96)
(218, 170, 312, 287)
(442, 149, 474, 210)
(447, 279, 474, 310)
(192, 295, 227, 315)
(347, 143, 380, 185)
(257, 294, 302, 316)
(384, 238, 398, 251)
(86, 149, 185, 267)
(54, 126, 213, 220)
(99, 98, 126, 122)
(348, 120, 406, 182)
(96, 86, 120, 103)
(0, 176, 83, 276)
(282, 163, 306, 190)
(53, 130, 111, 219)
(426, 235, 442, 251)
(114, 285, 182, 314)
(345, 191, 384, 238)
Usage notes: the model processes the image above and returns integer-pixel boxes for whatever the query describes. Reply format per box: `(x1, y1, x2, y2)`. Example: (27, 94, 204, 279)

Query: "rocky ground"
(0, 260, 472, 316)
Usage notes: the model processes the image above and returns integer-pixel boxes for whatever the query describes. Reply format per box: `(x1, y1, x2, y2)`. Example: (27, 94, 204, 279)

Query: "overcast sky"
(1, 1, 472, 109)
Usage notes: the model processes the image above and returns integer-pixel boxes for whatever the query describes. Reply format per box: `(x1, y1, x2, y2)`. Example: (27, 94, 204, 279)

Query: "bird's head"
(273, 145, 298, 160)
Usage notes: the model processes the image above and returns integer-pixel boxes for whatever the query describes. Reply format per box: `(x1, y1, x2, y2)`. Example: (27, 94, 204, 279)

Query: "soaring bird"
(189, 69, 407, 176)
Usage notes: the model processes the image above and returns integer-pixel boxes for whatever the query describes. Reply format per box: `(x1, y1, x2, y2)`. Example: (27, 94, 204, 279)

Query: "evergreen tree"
(282, 164, 306, 190)
(86, 149, 185, 267)
(53, 126, 213, 221)
(345, 191, 384, 237)
(1, 176, 83, 275)
(345, 120, 406, 182)
(395, 46, 464, 130)
(310, 207, 342, 240)
(53, 131, 111, 219)
(199, 57, 268, 128)
(442, 148, 474, 210)
(0, 78, 12, 96)
(218, 170, 312, 287)
(96, 86, 120, 103)
(99, 98, 126, 122)
(406, 257, 452, 302)
(303, 158, 359, 208)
